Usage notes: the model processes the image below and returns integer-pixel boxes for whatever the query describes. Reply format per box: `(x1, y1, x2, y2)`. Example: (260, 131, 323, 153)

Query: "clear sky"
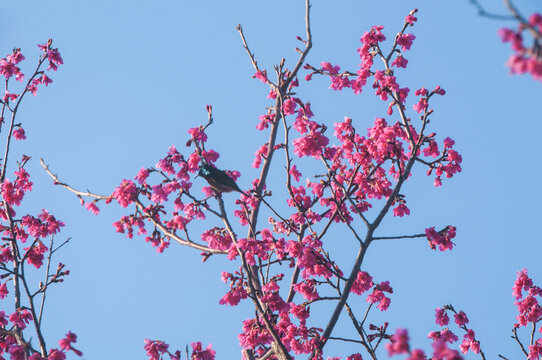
(2, 0, 541, 359)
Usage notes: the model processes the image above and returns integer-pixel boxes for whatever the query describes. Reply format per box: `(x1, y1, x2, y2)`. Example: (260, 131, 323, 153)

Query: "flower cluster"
(299, 11, 461, 243)
(498, 12, 542, 81)
(428, 305, 481, 357)
(513, 269, 542, 330)
(143, 339, 216, 360)
(1, 166, 33, 207)
(386, 327, 463, 360)
(425, 226, 456, 251)
(144, 339, 181, 360)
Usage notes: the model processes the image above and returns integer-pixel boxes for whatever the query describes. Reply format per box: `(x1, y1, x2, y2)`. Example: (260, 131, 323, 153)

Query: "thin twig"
(373, 233, 426, 240)
(326, 336, 364, 344)
(512, 327, 529, 357)
(469, 0, 515, 20)
(344, 302, 377, 360)
(38, 236, 57, 325)
(284, 0, 312, 88)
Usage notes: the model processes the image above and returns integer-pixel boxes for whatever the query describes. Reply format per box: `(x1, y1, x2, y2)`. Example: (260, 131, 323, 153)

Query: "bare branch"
(40, 158, 109, 200)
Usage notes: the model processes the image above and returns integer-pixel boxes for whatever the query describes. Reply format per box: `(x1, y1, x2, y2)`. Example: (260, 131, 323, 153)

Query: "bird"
(198, 163, 244, 194)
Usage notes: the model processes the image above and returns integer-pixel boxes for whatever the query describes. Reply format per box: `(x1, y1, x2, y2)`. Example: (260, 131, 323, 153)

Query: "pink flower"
(156, 158, 174, 175)
(425, 226, 456, 251)
(397, 33, 416, 51)
(42, 73, 52, 86)
(393, 203, 410, 217)
(9, 309, 33, 329)
(0, 310, 7, 326)
(321, 61, 340, 74)
(459, 329, 480, 355)
(85, 202, 100, 215)
(407, 349, 426, 360)
(201, 229, 233, 251)
(21, 209, 64, 239)
(24, 240, 49, 268)
(528, 13, 542, 26)
(27, 84, 38, 95)
(59, 331, 83, 356)
(144, 339, 169, 360)
(9, 345, 25, 360)
(290, 303, 310, 323)
(329, 75, 351, 91)
(432, 340, 463, 360)
(191, 342, 216, 360)
(435, 307, 449, 326)
(0, 58, 23, 81)
(253, 70, 268, 83)
(0, 282, 8, 299)
(289, 165, 302, 182)
(392, 54, 408, 68)
(428, 329, 458, 344)
(443, 137, 455, 148)
(1, 178, 25, 206)
(29, 354, 46, 360)
(423, 140, 440, 158)
(293, 131, 329, 158)
(528, 338, 542, 360)
(0, 247, 13, 263)
(7, 50, 25, 65)
(515, 293, 542, 326)
(3, 91, 19, 102)
(454, 311, 469, 326)
(257, 113, 275, 131)
(352, 271, 373, 295)
(367, 281, 393, 311)
(405, 10, 418, 25)
(386, 328, 409, 356)
(346, 354, 363, 360)
(187, 127, 208, 142)
(513, 268, 533, 300)
(253, 144, 268, 168)
(267, 89, 277, 99)
(283, 98, 297, 115)
(113, 179, 137, 208)
(219, 280, 248, 306)
(45, 46, 63, 71)
(151, 184, 168, 203)
(47, 349, 66, 360)
(293, 280, 319, 301)
(239, 318, 273, 349)
(13, 128, 26, 140)
(413, 97, 428, 113)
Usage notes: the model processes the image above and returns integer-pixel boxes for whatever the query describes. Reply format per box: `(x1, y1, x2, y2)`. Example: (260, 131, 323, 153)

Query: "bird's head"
(197, 164, 213, 179)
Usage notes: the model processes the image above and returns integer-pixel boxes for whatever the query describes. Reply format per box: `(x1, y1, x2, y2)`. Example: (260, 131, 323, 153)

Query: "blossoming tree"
(0, 40, 82, 359)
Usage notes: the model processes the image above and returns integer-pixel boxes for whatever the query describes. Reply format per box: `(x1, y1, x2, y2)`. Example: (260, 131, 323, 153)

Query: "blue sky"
(2, 1, 541, 359)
